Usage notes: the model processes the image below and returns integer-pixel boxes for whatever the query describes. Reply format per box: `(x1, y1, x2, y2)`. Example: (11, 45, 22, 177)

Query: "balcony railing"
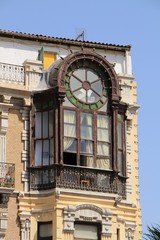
(29, 165, 126, 198)
(0, 162, 15, 188)
(0, 62, 24, 84)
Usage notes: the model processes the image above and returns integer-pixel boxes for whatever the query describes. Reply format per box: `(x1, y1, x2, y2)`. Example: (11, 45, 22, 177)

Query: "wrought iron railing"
(29, 165, 126, 197)
(0, 162, 15, 188)
(0, 62, 24, 84)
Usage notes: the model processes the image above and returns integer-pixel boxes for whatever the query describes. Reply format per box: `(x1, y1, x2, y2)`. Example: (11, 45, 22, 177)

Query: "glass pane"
(96, 158, 110, 170)
(70, 76, 82, 90)
(97, 115, 109, 127)
(118, 150, 123, 175)
(117, 122, 123, 148)
(74, 69, 85, 81)
(97, 142, 110, 156)
(35, 112, 41, 138)
(43, 111, 48, 138)
(81, 126, 92, 140)
(49, 110, 53, 138)
(64, 138, 77, 152)
(64, 110, 76, 124)
(81, 112, 92, 125)
(80, 140, 93, 154)
(97, 129, 109, 141)
(43, 140, 49, 165)
(87, 90, 99, 103)
(39, 223, 52, 237)
(74, 88, 86, 101)
(50, 138, 54, 164)
(64, 124, 76, 137)
(35, 140, 42, 166)
(74, 224, 98, 239)
(80, 155, 93, 168)
(91, 80, 102, 93)
(87, 70, 98, 82)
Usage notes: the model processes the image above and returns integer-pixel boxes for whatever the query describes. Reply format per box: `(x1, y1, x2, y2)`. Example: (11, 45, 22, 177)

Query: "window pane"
(91, 80, 102, 93)
(87, 70, 98, 82)
(117, 122, 123, 149)
(118, 150, 123, 175)
(81, 126, 92, 140)
(81, 112, 92, 125)
(64, 138, 77, 152)
(64, 124, 76, 137)
(74, 88, 86, 101)
(80, 155, 94, 168)
(43, 111, 48, 138)
(97, 142, 110, 156)
(43, 140, 49, 165)
(70, 76, 82, 90)
(74, 69, 85, 81)
(87, 90, 99, 103)
(80, 140, 93, 154)
(35, 112, 41, 138)
(97, 129, 109, 142)
(39, 223, 52, 237)
(74, 224, 98, 239)
(49, 110, 53, 138)
(97, 115, 109, 128)
(50, 138, 54, 164)
(64, 110, 76, 124)
(35, 140, 42, 166)
(96, 158, 110, 170)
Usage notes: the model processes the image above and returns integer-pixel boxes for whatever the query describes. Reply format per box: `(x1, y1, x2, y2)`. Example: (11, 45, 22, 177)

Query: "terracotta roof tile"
(0, 29, 131, 51)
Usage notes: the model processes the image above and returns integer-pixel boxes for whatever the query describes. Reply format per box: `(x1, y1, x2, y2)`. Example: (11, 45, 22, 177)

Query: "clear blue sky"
(1, 0, 160, 236)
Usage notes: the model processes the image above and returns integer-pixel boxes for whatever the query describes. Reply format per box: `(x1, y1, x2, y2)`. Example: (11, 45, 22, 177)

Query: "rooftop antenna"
(75, 30, 85, 41)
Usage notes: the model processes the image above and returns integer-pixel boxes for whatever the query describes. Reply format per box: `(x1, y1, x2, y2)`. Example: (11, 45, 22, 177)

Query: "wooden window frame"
(63, 106, 112, 169)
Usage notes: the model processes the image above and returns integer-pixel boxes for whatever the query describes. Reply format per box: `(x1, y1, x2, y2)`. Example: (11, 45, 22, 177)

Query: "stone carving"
(63, 204, 112, 237)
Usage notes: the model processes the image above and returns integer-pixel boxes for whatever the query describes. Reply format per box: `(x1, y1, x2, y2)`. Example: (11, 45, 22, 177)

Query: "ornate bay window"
(29, 51, 127, 196)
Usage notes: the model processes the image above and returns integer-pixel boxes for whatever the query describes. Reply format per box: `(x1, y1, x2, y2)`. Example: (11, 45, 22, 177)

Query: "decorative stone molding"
(63, 204, 112, 237)
(0, 210, 8, 239)
(19, 212, 31, 240)
(20, 107, 30, 192)
(126, 105, 140, 121)
(119, 78, 133, 105)
(24, 60, 43, 90)
(125, 222, 136, 240)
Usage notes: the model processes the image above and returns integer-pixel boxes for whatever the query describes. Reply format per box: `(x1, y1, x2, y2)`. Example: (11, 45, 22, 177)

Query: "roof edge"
(0, 29, 131, 51)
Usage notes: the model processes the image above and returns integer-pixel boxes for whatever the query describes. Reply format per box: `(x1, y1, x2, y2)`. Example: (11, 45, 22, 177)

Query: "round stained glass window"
(65, 60, 109, 109)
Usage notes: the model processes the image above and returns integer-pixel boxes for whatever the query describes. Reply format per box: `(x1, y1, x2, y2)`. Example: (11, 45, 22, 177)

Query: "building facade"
(0, 30, 142, 240)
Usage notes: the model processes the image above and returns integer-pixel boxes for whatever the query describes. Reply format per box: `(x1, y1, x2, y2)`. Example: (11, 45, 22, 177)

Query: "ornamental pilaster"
(19, 212, 31, 240)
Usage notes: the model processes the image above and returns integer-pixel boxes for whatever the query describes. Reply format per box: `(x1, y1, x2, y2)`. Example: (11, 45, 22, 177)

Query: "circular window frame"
(64, 59, 109, 110)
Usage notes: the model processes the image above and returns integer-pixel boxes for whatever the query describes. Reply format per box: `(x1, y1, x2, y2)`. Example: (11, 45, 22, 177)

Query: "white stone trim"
(20, 107, 30, 192)
(19, 212, 31, 240)
(23, 60, 43, 90)
(125, 222, 136, 240)
(63, 204, 112, 237)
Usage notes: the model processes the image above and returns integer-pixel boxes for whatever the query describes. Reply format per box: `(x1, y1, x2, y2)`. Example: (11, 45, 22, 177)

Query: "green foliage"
(144, 225, 160, 240)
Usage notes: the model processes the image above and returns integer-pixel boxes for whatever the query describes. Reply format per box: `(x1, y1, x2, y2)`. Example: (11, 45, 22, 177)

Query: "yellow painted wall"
(44, 51, 56, 70)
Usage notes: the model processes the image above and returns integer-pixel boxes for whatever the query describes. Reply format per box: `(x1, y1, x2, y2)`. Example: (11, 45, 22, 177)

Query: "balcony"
(0, 162, 15, 189)
(29, 165, 126, 198)
(0, 60, 43, 90)
(0, 62, 24, 84)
